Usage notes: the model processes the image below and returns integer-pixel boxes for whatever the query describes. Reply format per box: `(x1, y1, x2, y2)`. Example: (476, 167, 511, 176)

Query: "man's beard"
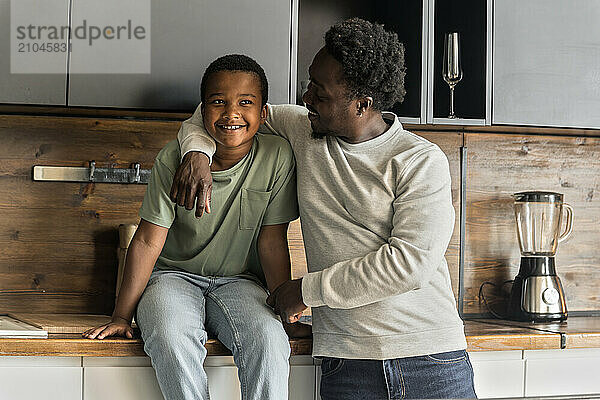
(311, 130, 327, 140)
(310, 123, 335, 140)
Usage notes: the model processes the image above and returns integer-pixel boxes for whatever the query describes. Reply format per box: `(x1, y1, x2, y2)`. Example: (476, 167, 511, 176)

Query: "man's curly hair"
(325, 18, 406, 111)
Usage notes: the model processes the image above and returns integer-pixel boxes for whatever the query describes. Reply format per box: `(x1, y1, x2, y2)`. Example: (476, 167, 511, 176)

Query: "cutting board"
(7, 313, 136, 334)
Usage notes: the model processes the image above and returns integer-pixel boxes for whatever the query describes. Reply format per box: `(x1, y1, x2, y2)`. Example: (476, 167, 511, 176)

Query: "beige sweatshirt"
(179, 104, 467, 359)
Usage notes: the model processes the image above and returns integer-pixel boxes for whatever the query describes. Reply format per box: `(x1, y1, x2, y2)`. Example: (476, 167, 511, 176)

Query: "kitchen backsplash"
(0, 113, 598, 317)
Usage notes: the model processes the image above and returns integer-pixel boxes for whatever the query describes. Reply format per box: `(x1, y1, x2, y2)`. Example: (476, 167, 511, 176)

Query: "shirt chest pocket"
(239, 188, 271, 230)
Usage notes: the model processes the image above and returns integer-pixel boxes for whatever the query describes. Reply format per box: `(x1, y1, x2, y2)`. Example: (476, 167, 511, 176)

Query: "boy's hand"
(169, 151, 212, 218)
(82, 317, 134, 340)
(283, 321, 312, 338)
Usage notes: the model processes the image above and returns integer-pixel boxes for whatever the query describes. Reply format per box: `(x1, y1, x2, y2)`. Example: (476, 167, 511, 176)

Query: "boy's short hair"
(200, 54, 269, 106)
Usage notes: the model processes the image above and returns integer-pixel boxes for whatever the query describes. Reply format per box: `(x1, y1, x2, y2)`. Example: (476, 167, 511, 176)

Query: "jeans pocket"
(407, 351, 477, 399)
(425, 349, 467, 364)
(320, 357, 345, 378)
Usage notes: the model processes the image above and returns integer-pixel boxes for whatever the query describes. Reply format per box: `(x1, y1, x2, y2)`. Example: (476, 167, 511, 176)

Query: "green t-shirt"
(139, 134, 299, 281)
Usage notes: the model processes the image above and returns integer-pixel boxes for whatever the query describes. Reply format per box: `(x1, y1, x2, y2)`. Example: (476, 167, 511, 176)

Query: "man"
(171, 18, 477, 400)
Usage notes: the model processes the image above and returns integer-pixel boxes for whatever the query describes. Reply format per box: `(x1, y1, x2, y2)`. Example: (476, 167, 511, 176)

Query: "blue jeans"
(319, 350, 477, 400)
(135, 268, 290, 400)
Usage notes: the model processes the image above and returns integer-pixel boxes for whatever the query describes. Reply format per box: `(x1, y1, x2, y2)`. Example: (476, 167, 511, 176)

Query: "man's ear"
(357, 96, 374, 116)
(200, 102, 205, 117)
(260, 104, 268, 123)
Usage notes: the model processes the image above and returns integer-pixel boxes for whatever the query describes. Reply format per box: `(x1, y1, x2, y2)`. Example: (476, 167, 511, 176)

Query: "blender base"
(507, 257, 568, 323)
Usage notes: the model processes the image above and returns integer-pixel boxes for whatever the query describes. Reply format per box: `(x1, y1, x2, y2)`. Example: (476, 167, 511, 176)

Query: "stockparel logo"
(11, 0, 150, 74)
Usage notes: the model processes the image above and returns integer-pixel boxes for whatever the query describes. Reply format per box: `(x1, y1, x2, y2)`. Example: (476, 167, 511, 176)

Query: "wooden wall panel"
(4, 111, 598, 318)
(464, 133, 600, 315)
(289, 219, 307, 280)
(416, 131, 463, 302)
(0, 115, 177, 314)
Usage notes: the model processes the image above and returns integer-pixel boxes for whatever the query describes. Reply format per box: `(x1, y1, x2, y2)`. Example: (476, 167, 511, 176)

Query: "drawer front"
(0, 367, 82, 400)
(471, 360, 525, 399)
(526, 357, 600, 397)
(84, 367, 164, 400)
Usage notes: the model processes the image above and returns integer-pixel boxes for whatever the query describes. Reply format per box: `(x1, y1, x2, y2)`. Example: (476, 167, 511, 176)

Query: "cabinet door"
(289, 360, 316, 400)
(84, 366, 164, 400)
(68, 0, 293, 110)
(493, 0, 600, 129)
(205, 362, 317, 400)
(469, 351, 525, 399)
(205, 365, 242, 400)
(83, 364, 241, 400)
(82, 356, 315, 400)
(0, 0, 68, 104)
(0, 357, 81, 400)
(524, 349, 600, 397)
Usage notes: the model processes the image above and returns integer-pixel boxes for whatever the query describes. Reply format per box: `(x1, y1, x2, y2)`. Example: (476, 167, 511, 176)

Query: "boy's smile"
(201, 70, 267, 170)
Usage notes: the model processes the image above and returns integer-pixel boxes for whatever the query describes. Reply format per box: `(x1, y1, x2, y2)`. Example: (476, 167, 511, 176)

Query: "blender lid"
(513, 191, 563, 202)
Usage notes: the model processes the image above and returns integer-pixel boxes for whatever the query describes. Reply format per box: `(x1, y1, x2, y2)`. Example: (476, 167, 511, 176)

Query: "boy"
(83, 54, 308, 400)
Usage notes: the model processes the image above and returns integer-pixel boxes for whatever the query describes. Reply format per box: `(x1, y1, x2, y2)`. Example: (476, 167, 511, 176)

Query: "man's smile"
(306, 106, 319, 121)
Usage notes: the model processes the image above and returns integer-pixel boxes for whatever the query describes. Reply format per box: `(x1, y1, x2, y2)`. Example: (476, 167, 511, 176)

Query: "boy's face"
(201, 71, 266, 150)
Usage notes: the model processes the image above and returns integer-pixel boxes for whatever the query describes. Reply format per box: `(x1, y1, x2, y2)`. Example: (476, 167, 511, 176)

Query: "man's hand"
(266, 278, 307, 323)
(169, 151, 212, 218)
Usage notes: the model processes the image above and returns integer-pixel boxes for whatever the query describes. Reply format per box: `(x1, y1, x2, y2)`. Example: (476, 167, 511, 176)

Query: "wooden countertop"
(1, 317, 599, 357)
(469, 317, 600, 349)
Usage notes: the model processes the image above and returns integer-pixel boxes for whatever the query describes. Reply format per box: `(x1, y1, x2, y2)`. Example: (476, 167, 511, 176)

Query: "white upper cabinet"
(0, 0, 69, 105)
(493, 0, 600, 129)
(67, 0, 294, 110)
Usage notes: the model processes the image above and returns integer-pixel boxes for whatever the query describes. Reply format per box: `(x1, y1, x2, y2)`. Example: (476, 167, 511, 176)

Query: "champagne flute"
(443, 32, 463, 119)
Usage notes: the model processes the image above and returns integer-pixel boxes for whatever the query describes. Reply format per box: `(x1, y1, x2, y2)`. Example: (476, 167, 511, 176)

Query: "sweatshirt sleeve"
(260, 104, 310, 146)
(178, 104, 309, 160)
(301, 147, 455, 309)
(177, 103, 217, 163)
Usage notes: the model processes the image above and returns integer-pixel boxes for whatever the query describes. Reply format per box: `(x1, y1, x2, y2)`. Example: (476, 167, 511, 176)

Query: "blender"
(507, 191, 573, 322)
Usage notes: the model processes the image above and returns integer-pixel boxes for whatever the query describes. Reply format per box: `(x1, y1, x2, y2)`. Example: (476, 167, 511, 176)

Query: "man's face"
(202, 70, 266, 149)
(302, 47, 358, 139)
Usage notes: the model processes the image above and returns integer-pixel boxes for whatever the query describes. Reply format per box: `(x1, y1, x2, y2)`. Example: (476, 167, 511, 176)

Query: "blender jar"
(513, 191, 573, 256)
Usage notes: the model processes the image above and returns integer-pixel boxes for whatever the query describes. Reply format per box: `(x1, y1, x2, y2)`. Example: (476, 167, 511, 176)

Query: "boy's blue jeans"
(319, 350, 477, 400)
(135, 268, 290, 400)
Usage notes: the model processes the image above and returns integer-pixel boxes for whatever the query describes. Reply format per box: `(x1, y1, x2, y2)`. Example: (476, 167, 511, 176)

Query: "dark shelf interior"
(433, 0, 486, 120)
(297, 0, 422, 118)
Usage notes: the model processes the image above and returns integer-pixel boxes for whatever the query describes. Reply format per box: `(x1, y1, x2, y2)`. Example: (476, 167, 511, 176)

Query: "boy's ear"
(200, 102, 205, 115)
(260, 104, 268, 123)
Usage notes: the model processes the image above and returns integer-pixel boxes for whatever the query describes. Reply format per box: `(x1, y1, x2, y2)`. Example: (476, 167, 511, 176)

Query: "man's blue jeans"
(319, 350, 477, 400)
(135, 268, 290, 400)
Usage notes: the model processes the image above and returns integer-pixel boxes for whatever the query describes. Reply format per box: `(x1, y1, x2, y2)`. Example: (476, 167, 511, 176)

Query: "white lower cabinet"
(0, 357, 82, 400)
(84, 366, 163, 400)
(82, 355, 316, 400)
(83, 356, 162, 400)
(470, 348, 600, 398)
(468, 351, 525, 399)
(289, 356, 316, 400)
(524, 348, 600, 397)
(2, 349, 600, 399)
